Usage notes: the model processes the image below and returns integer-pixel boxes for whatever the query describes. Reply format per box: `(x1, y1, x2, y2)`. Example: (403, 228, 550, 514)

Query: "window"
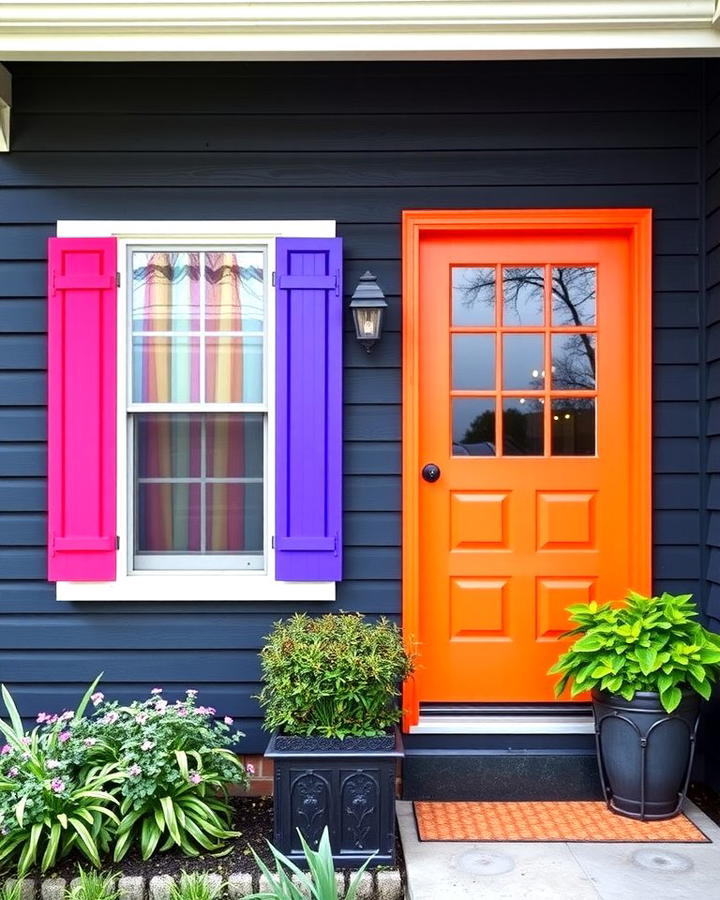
(52, 221, 338, 603)
(129, 248, 266, 571)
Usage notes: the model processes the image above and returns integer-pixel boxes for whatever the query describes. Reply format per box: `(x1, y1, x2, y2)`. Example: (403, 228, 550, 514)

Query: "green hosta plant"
(549, 591, 720, 713)
(258, 613, 415, 739)
(246, 827, 373, 900)
(0, 682, 120, 874)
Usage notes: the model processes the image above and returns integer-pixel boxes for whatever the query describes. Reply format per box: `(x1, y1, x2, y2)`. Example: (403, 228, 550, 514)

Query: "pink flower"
(246, 763, 256, 776)
(46, 760, 61, 770)
(58, 731, 71, 744)
(59, 711, 74, 722)
(224, 716, 234, 726)
(102, 712, 119, 725)
(154, 700, 168, 713)
(186, 689, 198, 698)
(20, 737, 30, 746)
(50, 778, 65, 793)
(177, 708, 188, 717)
(7, 766, 18, 778)
(36, 712, 50, 723)
(141, 740, 155, 752)
(84, 738, 97, 747)
(135, 713, 148, 725)
(151, 688, 163, 695)
(1, 745, 11, 756)
(189, 772, 202, 785)
(90, 692, 104, 706)
(127, 764, 142, 777)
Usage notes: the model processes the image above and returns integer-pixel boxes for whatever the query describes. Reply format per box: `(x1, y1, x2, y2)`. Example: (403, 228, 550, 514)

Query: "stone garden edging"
(1, 869, 404, 900)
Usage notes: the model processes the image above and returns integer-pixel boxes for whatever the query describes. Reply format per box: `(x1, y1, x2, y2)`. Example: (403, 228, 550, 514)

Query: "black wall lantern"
(349, 271, 388, 353)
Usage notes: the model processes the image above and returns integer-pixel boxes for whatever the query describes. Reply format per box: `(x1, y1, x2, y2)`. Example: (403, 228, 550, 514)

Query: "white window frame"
(56, 220, 336, 603)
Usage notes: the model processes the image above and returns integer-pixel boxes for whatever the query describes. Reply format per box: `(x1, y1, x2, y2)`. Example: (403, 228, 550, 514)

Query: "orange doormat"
(414, 801, 710, 843)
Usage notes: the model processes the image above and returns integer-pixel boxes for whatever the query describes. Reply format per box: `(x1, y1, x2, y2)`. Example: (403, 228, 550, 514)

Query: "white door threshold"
(410, 714, 595, 735)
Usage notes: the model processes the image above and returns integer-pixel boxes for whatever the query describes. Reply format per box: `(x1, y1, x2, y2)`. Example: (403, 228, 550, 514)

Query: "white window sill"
(56, 574, 336, 603)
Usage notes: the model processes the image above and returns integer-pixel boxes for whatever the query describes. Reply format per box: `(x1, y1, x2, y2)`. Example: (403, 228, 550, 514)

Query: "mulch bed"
(28, 797, 403, 881)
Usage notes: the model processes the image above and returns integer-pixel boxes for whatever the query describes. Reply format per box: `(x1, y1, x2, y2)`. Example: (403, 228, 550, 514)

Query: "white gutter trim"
(0, 2, 719, 60)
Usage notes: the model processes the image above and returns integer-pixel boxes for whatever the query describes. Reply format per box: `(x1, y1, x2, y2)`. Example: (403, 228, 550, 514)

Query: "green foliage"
(0, 680, 249, 873)
(0, 878, 25, 900)
(68, 689, 248, 862)
(258, 614, 415, 739)
(549, 591, 720, 713)
(168, 872, 222, 900)
(245, 827, 372, 900)
(65, 867, 120, 900)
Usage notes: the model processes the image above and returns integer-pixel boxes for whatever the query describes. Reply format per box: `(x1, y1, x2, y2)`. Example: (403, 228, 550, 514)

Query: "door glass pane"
(205, 251, 265, 332)
(132, 252, 200, 332)
(452, 398, 496, 456)
(552, 398, 596, 455)
(452, 334, 495, 390)
(132, 337, 200, 403)
(206, 336, 263, 403)
(503, 334, 544, 390)
(452, 267, 496, 326)
(551, 333, 596, 390)
(503, 266, 544, 326)
(552, 267, 596, 326)
(503, 398, 544, 456)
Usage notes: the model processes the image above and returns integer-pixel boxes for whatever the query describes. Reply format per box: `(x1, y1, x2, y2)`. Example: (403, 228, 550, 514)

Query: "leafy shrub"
(168, 872, 222, 900)
(65, 867, 120, 900)
(246, 827, 372, 900)
(0, 880, 24, 900)
(549, 591, 720, 712)
(0, 683, 120, 874)
(0, 680, 249, 872)
(258, 613, 415, 739)
(63, 688, 249, 861)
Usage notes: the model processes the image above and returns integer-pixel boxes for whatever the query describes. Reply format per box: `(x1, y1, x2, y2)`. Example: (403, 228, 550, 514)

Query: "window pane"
(503, 398, 544, 456)
(132, 252, 200, 332)
(136, 483, 202, 553)
(552, 398, 596, 455)
(452, 267, 496, 326)
(135, 414, 202, 478)
(452, 398, 496, 456)
(132, 336, 200, 403)
(207, 482, 263, 553)
(452, 334, 495, 390)
(205, 251, 265, 332)
(503, 334, 544, 390)
(206, 414, 264, 478)
(206, 336, 263, 403)
(551, 333, 596, 390)
(503, 266, 544, 326)
(552, 267, 596, 326)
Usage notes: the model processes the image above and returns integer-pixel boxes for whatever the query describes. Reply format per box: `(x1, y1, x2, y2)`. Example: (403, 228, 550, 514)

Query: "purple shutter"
(275, 237, 343, 581)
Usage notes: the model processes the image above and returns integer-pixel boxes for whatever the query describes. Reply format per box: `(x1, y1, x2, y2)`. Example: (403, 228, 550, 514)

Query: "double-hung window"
(49, 222, 340, 602)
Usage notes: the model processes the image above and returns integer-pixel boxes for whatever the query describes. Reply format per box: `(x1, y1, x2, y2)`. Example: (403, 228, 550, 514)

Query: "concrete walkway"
(397, 800, 720, 899)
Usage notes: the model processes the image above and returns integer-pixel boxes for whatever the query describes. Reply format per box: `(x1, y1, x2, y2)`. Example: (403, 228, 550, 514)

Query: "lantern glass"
(353, 306, 383, 341)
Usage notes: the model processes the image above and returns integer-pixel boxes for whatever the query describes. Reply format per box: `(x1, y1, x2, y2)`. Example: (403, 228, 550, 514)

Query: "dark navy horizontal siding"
(0, 58, 707, 753)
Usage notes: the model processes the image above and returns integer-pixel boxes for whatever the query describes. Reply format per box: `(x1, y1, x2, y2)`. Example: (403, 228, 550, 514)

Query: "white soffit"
(0, 2, 719, 60)
(0, 65, 10, 152)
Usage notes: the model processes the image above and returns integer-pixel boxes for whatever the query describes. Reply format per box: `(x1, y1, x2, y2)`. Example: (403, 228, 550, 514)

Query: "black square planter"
(265, 728, 403, 867)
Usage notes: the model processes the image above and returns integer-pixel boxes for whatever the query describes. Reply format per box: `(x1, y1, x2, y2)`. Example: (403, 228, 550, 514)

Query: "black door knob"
(422, 463, 441, 483)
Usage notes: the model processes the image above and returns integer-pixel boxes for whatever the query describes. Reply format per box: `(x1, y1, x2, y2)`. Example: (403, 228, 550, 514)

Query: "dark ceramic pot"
(264, 728, 403, 867)
(592, 689, 700, 820)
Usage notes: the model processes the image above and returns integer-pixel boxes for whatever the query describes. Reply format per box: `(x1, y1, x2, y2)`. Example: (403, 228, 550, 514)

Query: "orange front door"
(402, 210, 652, 713)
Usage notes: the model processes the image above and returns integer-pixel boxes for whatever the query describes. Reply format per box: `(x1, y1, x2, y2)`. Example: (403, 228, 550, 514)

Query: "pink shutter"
(48, 237, 118, 581)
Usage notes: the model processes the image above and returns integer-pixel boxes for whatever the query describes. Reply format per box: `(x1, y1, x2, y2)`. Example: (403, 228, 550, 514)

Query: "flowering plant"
(0, 680, 120, 874)
(0, 679, 249, 873)
(68, 687, 249, 861)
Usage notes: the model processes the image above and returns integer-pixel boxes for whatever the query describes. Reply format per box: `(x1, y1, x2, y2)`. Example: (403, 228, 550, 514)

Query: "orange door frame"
(401, 209, 652, 730)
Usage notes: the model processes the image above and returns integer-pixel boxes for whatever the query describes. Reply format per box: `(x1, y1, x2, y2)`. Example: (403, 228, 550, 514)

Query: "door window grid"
(128, 246, 267, 571)
(451, 263, 597, 457)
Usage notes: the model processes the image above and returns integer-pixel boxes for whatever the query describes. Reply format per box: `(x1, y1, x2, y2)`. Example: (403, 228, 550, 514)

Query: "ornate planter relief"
(266, 729, 403, 867)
